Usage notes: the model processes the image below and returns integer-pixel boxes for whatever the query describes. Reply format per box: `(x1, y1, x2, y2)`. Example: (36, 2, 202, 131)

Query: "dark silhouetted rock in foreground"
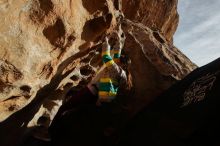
(117, 58, 220, 146)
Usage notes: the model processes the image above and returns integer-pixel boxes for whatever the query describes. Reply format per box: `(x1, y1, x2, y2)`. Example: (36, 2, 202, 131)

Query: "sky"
(174, 0, 220, 66)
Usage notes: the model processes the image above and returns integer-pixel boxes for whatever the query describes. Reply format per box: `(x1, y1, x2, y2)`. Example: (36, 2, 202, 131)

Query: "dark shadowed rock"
(0, 0, 198, 146)
(117, 58, 220, 146)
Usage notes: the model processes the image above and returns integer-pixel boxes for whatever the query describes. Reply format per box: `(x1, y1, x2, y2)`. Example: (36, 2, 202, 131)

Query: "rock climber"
(49, 30, 132, 129)
(52, 33, 131, 114)
(30, 31, 131, 143)
(88, 36, 128, 105)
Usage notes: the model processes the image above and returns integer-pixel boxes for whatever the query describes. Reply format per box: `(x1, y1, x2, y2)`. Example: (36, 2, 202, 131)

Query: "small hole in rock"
(64, 82, 73, 88)
(4, 96, 20, 101)
(153, 32, 165, 44)
(37, 116, 50, 125)
(24, 95, 31, 99)
(79, 78, 89, 86)
(9, 106, 15, 111)
(81, 14, 112, 42)
(121, 33, 125, 38)
(68, 35, 76, 42)
(82, 0, 106, 14)
(87, 76, 93, 82)
(20, 85, 32, 93)
(80, 65, 94, 76)
(39, 0, 53, 15)
(66, 35, 76, 48)
(105, 13, 113, 24)
(43, 18, 66, 47)
(71, 75, 80, 81)
(114, 0, 119, 10)
(81, 57, 91, 63)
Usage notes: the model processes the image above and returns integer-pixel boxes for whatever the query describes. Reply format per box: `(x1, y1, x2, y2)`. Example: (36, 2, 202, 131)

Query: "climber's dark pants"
(49, 87, 98, 142)
(52, 86, 98, 122)
(62, 87, 97, 109)
(49, 86, 120, 146)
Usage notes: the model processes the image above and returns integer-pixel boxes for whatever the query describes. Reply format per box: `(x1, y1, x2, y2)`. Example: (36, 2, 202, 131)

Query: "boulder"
(0, 0, 196, 146)
(118, 58, 220, 146)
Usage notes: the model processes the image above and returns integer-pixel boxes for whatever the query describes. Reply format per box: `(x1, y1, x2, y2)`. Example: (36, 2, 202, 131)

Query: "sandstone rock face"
(121, 19, 196, 116)
(122, 0, 179, 42)
(0, 0, 196, 145)
(0, 0, 116, 121)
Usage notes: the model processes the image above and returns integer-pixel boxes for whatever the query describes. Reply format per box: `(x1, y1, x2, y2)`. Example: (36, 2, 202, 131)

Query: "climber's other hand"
(102, 37, 110, 51)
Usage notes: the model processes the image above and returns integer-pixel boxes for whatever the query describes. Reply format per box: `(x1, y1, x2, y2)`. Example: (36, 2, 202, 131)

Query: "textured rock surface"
(122, 0, 179, 42)
(121, 19, 196, 116)
(0, 0, 196, 146)
(0, 0, 116, 121)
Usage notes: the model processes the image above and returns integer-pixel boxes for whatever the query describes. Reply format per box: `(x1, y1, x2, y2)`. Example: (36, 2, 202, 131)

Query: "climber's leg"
(52, 86, 98, 122)
(113, 47, 121, 63)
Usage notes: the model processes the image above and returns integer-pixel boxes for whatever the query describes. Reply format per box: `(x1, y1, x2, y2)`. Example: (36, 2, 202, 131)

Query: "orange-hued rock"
(122, 0, 179, 42)
(0, 0, 197, 145)
(0, 0, 116, 121)
(121, 19, 196, 116)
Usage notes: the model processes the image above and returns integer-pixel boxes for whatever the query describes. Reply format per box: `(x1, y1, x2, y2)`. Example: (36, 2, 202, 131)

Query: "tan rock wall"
(0, 0, 117, 121)
(122, 0, 179, 42)
(0, 0, 197, 145)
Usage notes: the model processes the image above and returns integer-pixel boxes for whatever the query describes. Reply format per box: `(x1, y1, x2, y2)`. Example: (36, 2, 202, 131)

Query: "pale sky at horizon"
(174, 0, 220, 66)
